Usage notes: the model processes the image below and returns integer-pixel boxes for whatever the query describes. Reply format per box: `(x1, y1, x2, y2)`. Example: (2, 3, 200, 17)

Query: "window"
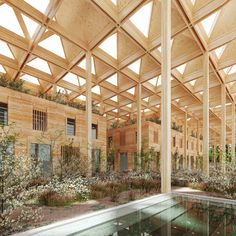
(108, 136, 113, 148)
(0, 103, 8, 126)
(135, 131, 137, 144)
(154, 131, 158, 143)
(173, 137, 176, 147)
(92, 123, 98, 139)
(33, 109, 47, 131)
(61, 145, 80, 163)
(30, 143, 51, 174)
(67, 118, 75, 136)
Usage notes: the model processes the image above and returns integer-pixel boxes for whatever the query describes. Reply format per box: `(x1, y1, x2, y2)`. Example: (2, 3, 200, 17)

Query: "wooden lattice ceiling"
(0, 0, 235, 142)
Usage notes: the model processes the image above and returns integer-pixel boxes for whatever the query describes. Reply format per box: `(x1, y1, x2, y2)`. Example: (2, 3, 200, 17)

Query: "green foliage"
(171, 123, 183, 133)
(39, 91, 103, 115)
(107, 144, 116, 172)
(146, 116, 161, 124)
(0, 75, 30, 94)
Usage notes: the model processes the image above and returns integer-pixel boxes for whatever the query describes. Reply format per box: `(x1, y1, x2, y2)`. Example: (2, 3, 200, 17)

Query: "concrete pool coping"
(13, 192, 236, 236)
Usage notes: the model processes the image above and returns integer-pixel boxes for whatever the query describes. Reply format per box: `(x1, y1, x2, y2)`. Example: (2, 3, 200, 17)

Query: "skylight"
(127, 87, 135, 95)
(79, 77, 86, 86)
(143, 97, 149, 102)
(201, 11, 219, 36)
(22, 15, 39, 38)
(27, 58, 51, 74)
(92, 85, 101, 95)
(99, 33, 117, 59)
(78, 57, 96, 75)
(110, 0, 117, 5)
(129, 2, 153, 37)
(176, 64, 186, 74)
(57, 86, 66, 94)
(126, 103, 132, 108)
(128, 59, 141, 74)
(214, 45, 225, 59)
(0, 40, 14, 59)
(24, 0, 50, 14)
(175, 98, 180, 103)
(148, 77, 158, 86)
(106, 73, 118, 86)
(78, 95, 86, 101)
(190, 0, 196, 5)
(62, 73, 79, 85)
(157, 76, 161, 86)
(228, 65, 236, 75)
(113, 109, 118, 113)
(21, 74, 40, 85)
(0, 65, 6, 73)
(110, 96, 118, 102)
(38, 35, 66, 58)
(0, 4, 24, 37)
(189, 79, 196, 86)
(144, 108, 150, 113)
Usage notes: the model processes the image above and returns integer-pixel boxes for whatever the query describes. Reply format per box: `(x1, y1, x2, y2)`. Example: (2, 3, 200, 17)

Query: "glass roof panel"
(24, 0, 50, 14)
(38, 35, 66, 58)
(79, 77, 86, 86)
(0, 40, 14, 59)
(128, 59, 141, 74)
(77, 95, 86, 101)
(189, 79, 196, 86)
(148, 77, 158, 86)
(127, 87, 135, 95)
(110, 96, 118, 102)
(129, 2, 153, 37)
(62, 73, 79, 85)
(157, 76, 161, 86)
(143, 97, 149, 102)
(27, 58, 51, 74)
(106, 73, 118, 86)
(92, 85, 101, 95)
(214, 45, 225, 59)
(126, 103, 132, 108)
(176, 64, 186, 74)
(78, 57, 96, 75)
(22, 14, 39, 38)
(99, 33, 117, 59)
(201, 11, 219, 36)
(57, 86, 66, 94)
(0, 4, 24, 37)
(0, 64, 6, 73)
(21, 74, 40, 85)
(229, 65, 236, 75)
(110, 0, 117, 5)
(113, 109, 118, 113)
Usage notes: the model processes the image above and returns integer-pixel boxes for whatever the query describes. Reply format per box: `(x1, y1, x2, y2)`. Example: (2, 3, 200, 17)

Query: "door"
(120, 152, 127, 171)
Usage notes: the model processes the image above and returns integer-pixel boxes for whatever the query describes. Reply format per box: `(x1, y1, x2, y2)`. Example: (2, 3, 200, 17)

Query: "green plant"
(0, 75, 30, 94)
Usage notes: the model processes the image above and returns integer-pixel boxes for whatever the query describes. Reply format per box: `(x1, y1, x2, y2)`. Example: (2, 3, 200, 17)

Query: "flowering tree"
(0, 125, 42, 235)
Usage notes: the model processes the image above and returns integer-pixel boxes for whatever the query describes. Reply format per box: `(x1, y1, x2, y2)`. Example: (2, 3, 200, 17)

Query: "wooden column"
(137, 82, 142, 171)
(161, 0, 171, 193)
(232, 103, 235, 164)
(86, 52, 92, 176)
(183, 113, 188, 169)
(221, 85, 226, 173)
(203, 52, 209, 176)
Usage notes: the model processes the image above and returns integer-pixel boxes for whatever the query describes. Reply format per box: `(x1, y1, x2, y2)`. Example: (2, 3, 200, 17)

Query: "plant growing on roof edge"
(0, 75, 30, 94)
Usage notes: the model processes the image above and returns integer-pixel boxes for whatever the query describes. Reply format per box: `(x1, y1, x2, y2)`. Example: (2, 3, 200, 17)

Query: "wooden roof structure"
(0, 0, 235, 143)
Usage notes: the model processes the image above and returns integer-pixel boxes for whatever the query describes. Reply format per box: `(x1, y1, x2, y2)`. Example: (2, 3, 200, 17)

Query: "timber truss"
(0, 0, 235, 143)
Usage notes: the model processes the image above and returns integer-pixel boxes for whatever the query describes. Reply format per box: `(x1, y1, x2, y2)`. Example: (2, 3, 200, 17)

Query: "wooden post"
(161, 0, 171, 193)
(86, 52, 92, 176)
(137, 82, 142, 171)
(221, 85, 226, 173)
(203, 52, 209, 176)
(232, 103, 235, 164)
(183, 113, 187, 169)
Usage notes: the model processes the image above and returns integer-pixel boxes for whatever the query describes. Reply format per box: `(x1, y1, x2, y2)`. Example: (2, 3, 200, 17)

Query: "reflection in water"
(73, 196, 236, 236)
